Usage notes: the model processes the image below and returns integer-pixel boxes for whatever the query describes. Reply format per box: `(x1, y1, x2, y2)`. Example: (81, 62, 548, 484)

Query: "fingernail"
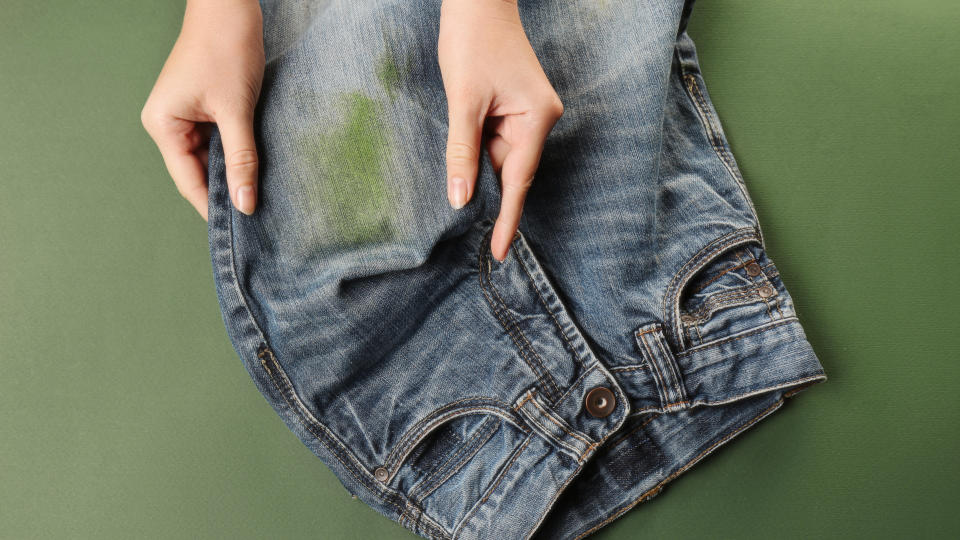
(449, 177, 466, 209)
(237, 186, 256, 215)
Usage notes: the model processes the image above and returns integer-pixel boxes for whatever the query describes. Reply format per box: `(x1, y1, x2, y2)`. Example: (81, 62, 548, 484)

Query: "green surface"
(1, 1, 957, 538)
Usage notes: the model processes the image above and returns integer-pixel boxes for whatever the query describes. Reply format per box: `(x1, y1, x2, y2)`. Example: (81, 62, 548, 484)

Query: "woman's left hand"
(438, 0, 564, 262)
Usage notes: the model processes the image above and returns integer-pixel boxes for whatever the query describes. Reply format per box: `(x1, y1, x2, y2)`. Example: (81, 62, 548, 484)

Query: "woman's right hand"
(140, 0, 265, 221)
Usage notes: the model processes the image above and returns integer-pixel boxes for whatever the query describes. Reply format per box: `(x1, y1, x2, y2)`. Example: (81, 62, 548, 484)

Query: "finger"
(143, 113, 210, 221)
(445, 95, 485, 209)
(490, 109, 562, 261)
(485, 134, 511, 175)
(216, 108, 259, 215)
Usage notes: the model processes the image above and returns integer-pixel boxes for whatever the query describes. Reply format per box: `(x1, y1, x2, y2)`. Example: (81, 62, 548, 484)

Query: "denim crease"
(205, 1, 828, 538)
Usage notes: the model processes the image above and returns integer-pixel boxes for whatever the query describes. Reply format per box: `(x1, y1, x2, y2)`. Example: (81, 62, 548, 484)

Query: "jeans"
(206, 1, 828, 538)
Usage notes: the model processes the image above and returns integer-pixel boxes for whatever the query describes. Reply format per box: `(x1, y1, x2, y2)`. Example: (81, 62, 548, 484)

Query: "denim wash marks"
(205, 1, 828, 538)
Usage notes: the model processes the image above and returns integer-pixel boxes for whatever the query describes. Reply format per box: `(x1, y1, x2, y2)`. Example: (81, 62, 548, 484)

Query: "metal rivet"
(374, 467, 389, 482)
(758, 285, 775, 298)
(745, 262, 762, 276)
(584, 387, 616, 418)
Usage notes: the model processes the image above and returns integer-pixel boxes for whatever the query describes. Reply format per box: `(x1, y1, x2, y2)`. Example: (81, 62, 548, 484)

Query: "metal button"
(745, 262, 762, 276)
(584, 387, 616, 418)
(758, 285, 775, 298)
(374, 467, 389, 482)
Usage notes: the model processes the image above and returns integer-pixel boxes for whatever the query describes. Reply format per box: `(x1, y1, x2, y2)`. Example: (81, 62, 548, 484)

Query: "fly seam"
(486, 277, 562, 401)
(478, 230, 561, 402)
(513, 248, 581, 363)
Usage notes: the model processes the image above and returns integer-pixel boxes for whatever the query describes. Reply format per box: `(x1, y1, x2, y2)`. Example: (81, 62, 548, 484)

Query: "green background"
(2, 1, 957, 538)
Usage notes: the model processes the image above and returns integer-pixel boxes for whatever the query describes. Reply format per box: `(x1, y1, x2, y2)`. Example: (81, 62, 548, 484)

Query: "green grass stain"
(298, 91, 396, 247)
(376, 28, 413, 102)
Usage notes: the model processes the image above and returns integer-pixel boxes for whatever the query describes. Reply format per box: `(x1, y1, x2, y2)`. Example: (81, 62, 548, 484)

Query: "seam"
(384, 406, 530, 478)
(217, 182, 452, 537)
(512, 239, 582, 364)
(622, 374, 827, 420)
(636, 332, 670, 406)
(383, 396, 517, 464)
(681, 286, 771, 322)
(486, 277, 562, 401)
(653, 331, 688, 403)
(674, 43, 765, 249)
(610, 364, 650, 373)
(526, 393, 593, 447)
(687, 256, 756, 294)
(662, 228, 760, 351)
(605, 412, 661, 449)
(257, 346, 448, 539)
(675, 317, 799, 357)
(409, 416, 500, 503)
(453, 434, 533, 538)
(383, 396, 519, 467)
(477, 228, 561, 402)
(573, 394, 792, 540)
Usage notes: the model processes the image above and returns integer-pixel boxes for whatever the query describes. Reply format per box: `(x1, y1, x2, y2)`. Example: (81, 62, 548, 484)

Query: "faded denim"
(205, 0, 828, 538)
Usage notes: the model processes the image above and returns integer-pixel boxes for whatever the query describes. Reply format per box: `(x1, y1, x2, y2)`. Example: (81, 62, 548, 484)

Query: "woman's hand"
(141, 0, 265, 220)
(439, 0, 564, 261)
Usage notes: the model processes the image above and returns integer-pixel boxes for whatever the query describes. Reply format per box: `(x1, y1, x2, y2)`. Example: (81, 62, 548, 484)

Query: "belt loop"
(634, 322, 690, 412)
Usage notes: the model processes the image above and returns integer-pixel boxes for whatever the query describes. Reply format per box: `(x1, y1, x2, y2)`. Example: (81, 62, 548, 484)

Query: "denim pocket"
(677, 242, 793, 348)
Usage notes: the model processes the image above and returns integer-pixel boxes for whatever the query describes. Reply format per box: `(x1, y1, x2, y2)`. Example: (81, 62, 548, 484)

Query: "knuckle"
(140, 105, 160, 132)
(445, 141, 478, 165)
(536, 93, 565, 119)
(503, 176, 534, 194)
(225, 149, 258, 172)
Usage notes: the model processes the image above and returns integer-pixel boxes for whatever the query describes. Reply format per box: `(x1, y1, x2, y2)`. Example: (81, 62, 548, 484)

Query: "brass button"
(374, 467, 389, 482)
(745, 262, 762, 276)
(584, 387, 616, 418)
(758, 285, 775, 298)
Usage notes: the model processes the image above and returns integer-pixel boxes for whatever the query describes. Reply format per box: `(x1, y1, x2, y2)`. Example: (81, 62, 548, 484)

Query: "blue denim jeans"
(206, 1, 828, 538)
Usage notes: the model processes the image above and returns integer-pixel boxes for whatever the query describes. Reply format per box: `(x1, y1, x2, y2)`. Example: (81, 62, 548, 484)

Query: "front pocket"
(677, 242, 790, 348)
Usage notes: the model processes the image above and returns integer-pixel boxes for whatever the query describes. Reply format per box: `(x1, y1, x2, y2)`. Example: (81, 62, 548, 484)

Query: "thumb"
(445, 97, 484, 210)
(216, 107, 259, 215)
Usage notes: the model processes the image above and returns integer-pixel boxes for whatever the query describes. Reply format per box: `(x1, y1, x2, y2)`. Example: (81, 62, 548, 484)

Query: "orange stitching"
(513, 245, 580, 363)
(485, 277, 562, 400)
(635, 325, 662, 337)
(606, 412, 661, 449)
(477, 231, 561, 402)
(675, 317, 798, 357)
(386, 406, 530, 476)
(456, 435, 533, 535)
(577, 442, 599, 463)
(681, 287, 769, 322)
(259, 348, 433, 534)
(687, 257, 758, 295)
(637, 332, 670, 406)
(573, 395, 788, 540)
(663, 230, 760, 350)
(410, 417, 499, 502)
(383, 396, 517, 466)
(527, 394, 593, 447)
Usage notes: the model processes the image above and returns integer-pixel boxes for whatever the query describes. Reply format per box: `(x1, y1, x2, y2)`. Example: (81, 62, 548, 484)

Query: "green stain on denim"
(376, 29, 413, 102)
(298, 91, 396, 247)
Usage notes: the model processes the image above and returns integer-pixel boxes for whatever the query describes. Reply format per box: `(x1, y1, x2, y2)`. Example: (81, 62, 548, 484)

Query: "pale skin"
(141, 0, 563, 262)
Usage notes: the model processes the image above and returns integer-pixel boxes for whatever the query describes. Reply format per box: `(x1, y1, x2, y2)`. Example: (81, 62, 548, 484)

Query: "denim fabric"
(205, 0, 828, 538)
